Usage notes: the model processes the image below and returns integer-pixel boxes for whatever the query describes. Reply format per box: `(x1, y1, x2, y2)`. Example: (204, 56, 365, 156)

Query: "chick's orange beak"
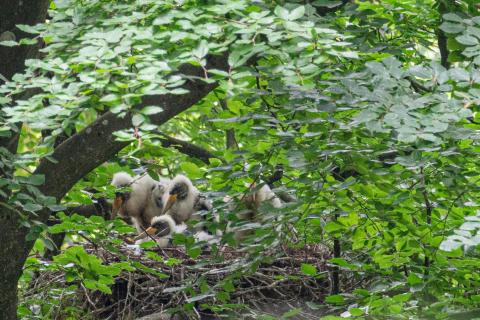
(145, 226, 158, 236)
(133, 226, 158, 241)
(162, 194, 177, 215)
(112, 195, 124, 217)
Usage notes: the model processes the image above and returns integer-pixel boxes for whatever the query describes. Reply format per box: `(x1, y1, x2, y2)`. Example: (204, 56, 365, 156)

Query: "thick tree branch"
(38, 56, 227, 257)
(156, 133, 216, 164)
(35, 54, 228, 205)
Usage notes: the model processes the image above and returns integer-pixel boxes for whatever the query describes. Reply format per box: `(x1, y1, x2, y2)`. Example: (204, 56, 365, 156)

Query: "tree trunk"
(0, 2, 49, 318)
(0, 210, 30, 320)
(0, 0, 49, 81)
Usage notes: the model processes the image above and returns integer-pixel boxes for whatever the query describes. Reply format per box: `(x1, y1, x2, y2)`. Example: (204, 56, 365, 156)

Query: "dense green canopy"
(2, 0, 480, 319)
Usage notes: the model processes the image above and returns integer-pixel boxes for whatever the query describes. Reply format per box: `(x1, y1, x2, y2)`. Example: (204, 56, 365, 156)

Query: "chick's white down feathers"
(111, 172, 134, 188)
(137, 214, 188, 247)
(225, 183, 283, 242)
(162, 174, 199, 223)
(113, 172, 217, 246)
(111, 172, 169, 234)
(150, 214, 176, 236)
(255, 184, 283, 209)
(143, 177, 170, 228)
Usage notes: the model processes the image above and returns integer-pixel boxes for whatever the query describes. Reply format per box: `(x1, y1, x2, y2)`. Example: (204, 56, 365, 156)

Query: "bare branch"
(437, 2, 450, 69)
(156, 133, 217, 164)
(214, 93, 239, 150)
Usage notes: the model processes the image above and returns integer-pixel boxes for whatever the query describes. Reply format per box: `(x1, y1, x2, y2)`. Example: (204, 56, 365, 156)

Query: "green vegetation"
(2, 0, 480, 319)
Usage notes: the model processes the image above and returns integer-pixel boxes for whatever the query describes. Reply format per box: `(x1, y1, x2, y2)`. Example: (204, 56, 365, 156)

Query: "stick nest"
(27, 242, 338, 319)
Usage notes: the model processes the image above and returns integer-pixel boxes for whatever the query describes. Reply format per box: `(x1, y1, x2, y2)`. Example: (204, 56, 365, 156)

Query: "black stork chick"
(161, 174, 212, 224)
(133, 214, 190, 247)
(111, 171, 170, 234)
(228, 182, 283, 242)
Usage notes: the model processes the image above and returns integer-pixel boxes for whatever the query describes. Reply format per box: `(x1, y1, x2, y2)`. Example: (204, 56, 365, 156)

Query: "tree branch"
(34, 54, 228, 206)
(437, 2, 450, 69)
(214, 94, 239, 150)
(156, 133, 217, 164)
(313, 0, 351, 16)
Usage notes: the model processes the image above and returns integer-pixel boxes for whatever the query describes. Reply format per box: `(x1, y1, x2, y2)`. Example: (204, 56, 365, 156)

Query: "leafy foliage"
(3, 0, 480, 319)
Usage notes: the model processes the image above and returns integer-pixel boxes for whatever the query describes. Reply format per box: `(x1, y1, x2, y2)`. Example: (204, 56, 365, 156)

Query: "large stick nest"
(27, 242, 341, 319)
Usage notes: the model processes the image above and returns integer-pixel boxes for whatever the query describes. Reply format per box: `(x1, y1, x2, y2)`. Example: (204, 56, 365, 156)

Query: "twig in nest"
(81, 283, 97, 309)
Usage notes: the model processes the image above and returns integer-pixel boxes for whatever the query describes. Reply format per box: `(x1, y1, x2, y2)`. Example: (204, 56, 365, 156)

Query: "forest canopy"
(1, 0, 480, 319)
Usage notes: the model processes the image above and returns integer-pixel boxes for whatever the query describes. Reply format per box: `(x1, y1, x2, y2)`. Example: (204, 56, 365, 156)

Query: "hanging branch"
(437, 1, 450, 69)
(214, 92, 239, 150)
(331, 213, 341, 295)
(421, 167, 432, 274)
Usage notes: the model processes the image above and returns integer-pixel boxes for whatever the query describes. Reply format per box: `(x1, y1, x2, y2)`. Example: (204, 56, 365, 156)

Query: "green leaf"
(153, 14, 173, 25)
(300, 263, 317, 276)
(349, 308, 364, 316)
(141, 106, 163, 115)
(393, 293, 412, 303)
(100, 94, 119, 103)
(456, 35, 479, 46)
(281, 308, 301, 319)
(439, 238, 463, 252)
(0, 40, 19, 47)
(313, 0, 342, 8)
(19, 38, 37, 45)
(17, 174, 45, 186)
(104, 30, 123, 43)
(16, 24, 40, 34)
(443, 13, 464, 23)
(187, 246, 201, 259)
(193, 40, 209, 59)
(289, 6, 305, 21)
(274, 6, 289, 20)
(83, 279, 98, 291)
(132, 113, 145, 127)
(23, 203, 42, 212)
(325, 295, 344, 304)
(324, 221, 345, 233)
(440, 22, 465, 34)
(96, 282, 113, 294)
(180, 162, 203, 179)
(169, 88, 189, 95)
(407, 273, 423, 286)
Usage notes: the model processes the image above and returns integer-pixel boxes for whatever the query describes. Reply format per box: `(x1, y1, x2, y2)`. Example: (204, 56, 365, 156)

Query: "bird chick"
(142, 178, 170, 230)
(161, 174, 212, 224)
(229, 183, 283, 242)
(134, 214, 187, 247)
(111, 172, 169, 234)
